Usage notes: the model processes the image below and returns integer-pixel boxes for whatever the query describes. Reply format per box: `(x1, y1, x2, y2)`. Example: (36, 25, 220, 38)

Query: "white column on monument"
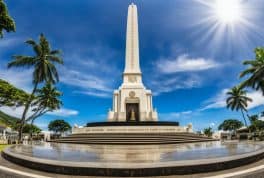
(150, 95, 153, 111)
(112, 94, 115, 111)
(124, 3, 141, 74)
(148, 95, 151, 111)
(114, 93, 118, 112)
(146, 95, 149, 111)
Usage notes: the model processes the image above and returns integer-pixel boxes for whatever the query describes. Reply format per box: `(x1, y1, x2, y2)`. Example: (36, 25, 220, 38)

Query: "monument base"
(72, 121, 191, 134)
(52, 122, 218, 145)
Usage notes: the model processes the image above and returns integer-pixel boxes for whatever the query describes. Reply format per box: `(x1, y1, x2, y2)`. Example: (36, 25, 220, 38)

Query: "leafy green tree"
(226, 86, 252, 126)
(240, 48, 264, 94)
(0, 79, 29, 107)
(48, 119, 71, 135)
(0, 0, 15, 38)
(8, 34, 63, 141)
(203, 127, 213, 137)
(218, 119, 243, 132)
(22, 124, 41, 134)
(248, 114, 258, 123)
(248, 115, 264, 132)
(250, 120, 264, 132)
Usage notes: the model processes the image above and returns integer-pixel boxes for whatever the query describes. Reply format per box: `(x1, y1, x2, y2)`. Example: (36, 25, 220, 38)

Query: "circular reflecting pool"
(6, 141, 264, 163)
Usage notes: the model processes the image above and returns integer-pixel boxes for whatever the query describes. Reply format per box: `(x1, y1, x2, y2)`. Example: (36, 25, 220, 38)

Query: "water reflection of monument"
(45, 142, 249, 163)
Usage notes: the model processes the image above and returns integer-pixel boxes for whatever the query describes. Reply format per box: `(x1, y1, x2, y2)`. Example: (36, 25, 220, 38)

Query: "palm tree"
(28, 83, 62, 140)
(226, 86, 252, 127)
(240, 47, 264, 94)
(0, 0, 15, 38)
(8, 34, 63, 141)
(29, 82, 62, 120)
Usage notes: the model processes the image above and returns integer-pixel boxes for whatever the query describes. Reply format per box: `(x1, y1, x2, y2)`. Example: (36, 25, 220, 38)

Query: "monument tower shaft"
(123, 3, 142, 84)
(108, 3, 158, 122)
(124, 3, 140, 73)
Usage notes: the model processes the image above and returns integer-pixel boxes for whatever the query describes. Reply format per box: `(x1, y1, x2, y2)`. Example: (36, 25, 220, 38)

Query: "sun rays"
(192, 0, 262, 56)
(213, 0, 243, 25)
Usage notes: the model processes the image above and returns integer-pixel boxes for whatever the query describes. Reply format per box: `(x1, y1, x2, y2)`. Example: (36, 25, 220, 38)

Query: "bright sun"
(213, 0, 243, 24)
(194, 0, 257, 54)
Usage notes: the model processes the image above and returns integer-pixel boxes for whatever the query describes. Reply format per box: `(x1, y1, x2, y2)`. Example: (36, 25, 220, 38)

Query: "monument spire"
(107, 3, 158, 122)
(124, 3, 141, 74)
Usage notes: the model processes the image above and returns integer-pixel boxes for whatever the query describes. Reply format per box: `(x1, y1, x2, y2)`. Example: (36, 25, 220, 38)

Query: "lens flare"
(214, 0, 242, 24)
(190, 0, 262, 55)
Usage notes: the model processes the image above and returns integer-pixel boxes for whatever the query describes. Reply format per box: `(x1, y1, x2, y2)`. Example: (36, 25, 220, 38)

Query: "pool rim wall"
(2, 143, 264, 177)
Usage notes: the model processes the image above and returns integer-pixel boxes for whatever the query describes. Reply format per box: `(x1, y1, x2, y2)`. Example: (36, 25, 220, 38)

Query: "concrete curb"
(0, 165, 52, 178)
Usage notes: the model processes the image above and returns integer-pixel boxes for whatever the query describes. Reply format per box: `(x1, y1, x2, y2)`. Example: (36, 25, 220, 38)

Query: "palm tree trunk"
(241, 109, 248, 127)
(18, 82, 38, 143)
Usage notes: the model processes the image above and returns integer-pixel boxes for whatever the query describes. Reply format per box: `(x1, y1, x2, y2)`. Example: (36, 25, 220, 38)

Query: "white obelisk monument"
(108, 3, 158, 122)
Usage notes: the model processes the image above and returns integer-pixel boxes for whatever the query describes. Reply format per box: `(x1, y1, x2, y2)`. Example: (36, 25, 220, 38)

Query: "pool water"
(7, 141, 264, 163)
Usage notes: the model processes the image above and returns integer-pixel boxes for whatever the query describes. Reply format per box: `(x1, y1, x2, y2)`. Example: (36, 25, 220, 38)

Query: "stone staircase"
(52, 133, 218, 144)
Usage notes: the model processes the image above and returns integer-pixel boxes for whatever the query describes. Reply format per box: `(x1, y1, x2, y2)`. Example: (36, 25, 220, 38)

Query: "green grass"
(0, 144, 10, 152)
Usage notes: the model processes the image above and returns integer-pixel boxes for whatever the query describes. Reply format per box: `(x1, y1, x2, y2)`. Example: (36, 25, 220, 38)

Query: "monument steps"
(54, 137, 209, 140)
(53, 139, 214, 142)
(66, 134, 206, 138)
(57, 135, 210, 139)
(67, 132, 205, 136)
(52, 133, 218, 144)
(56, 135, 212, 139)
(51, 140, 216, 144)
(53, 140, 216, 143)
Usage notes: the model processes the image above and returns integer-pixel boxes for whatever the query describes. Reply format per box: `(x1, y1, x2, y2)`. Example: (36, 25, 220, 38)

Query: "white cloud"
(0, 106, 27, 118)
(247, 91, 264, 109)
(1, 63, 114, 99)
(150, 75, 202, 95)
(61, 69, 112, 92)
(47, 108, 79, 117)
(0, 67, 33, 92)
(74, 91, 111, 98)
(59, 45, 120, 98)
(201, 89, 264, 111)
(65, 50, 118, 74)
(156, 54, 219, 73)
(34, 122, 49, 130)
(159, 110, 193, 121)
(210, 122, 215, 127)
(60, 68, 113, 98)
(201, 89, 229, 110)
(149, 54, 219, 95)
(0, 106, 78, 119)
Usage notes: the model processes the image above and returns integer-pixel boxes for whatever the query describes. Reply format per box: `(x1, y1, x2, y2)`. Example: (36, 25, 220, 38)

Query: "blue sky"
(1, 0, 264, 131)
